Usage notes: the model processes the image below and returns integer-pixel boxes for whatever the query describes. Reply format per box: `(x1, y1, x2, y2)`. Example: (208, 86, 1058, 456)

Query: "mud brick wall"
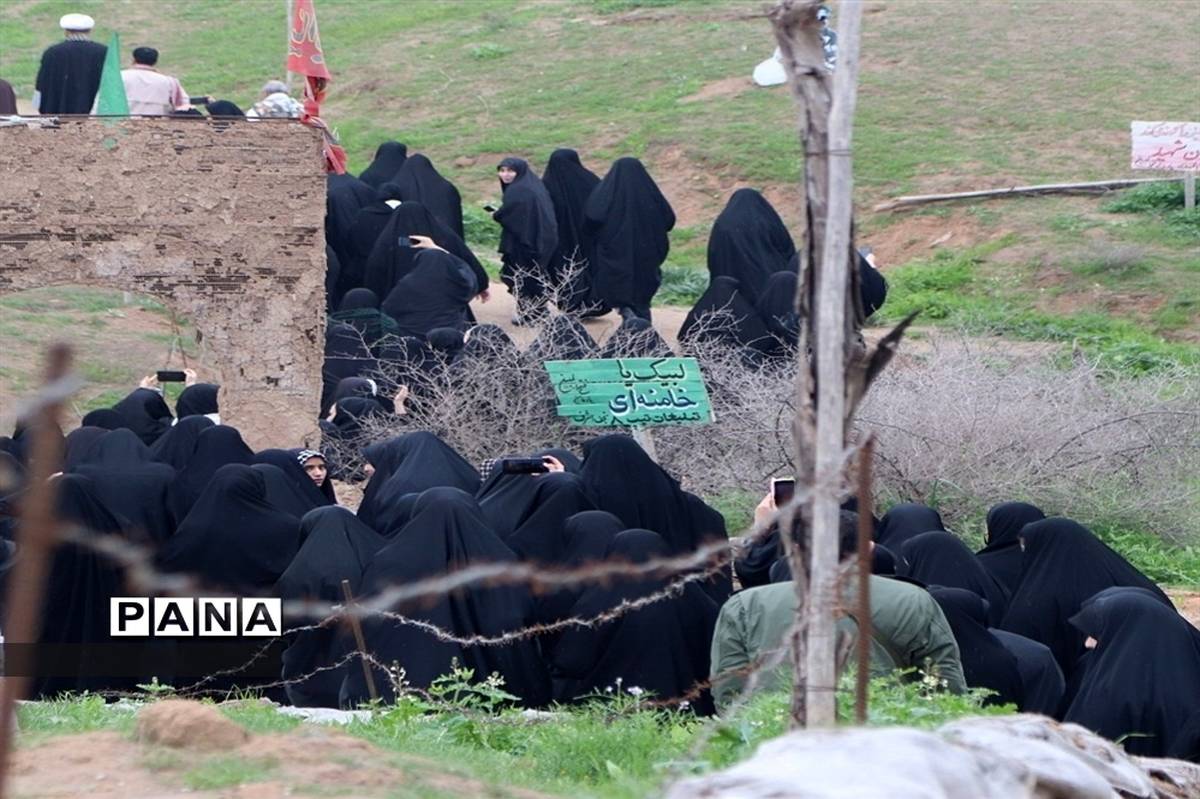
(0, 117, 326, 449)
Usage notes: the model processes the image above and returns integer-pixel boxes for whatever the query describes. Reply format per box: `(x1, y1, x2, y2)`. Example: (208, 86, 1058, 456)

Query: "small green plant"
(182, 754, 277, 790)
(656, 264, 709, 306)
(468, 42, 513, 61)
(1103, 182, 1185, 213)
(462, 204, 501, 252)
(135, 677, 176, 700)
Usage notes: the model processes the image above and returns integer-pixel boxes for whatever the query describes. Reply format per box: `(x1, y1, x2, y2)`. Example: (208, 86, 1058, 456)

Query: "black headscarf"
(459, 323, 518, 363)
(322, 321, 379, 418)
(898, 531, 1009, 626)
(255, 448, 337, 506)
(999, 517, 1173, 676)
(322, 397, 388, 453)
(326, 173, 377, 295)
(478, 471, 596, 562)
(873, 502, 945, 551)
(251, 463, 322, 520)
(111, 387, 174, 446)
(584, 157, 675, 313)
(166, 424, 255, 524)
(989, 628, 1065, 716)
(275, 506, 389, 707)
(706, 189, 795, 305)
(358, 141, 408, 188)
(542, 148, 601, 309)
(784, 249, 888, 319)
(1064, 588, 1200, 757)
(494, 157, 558, 268)
(345, 487, 551, 707)
(579, 435, 730, 601)
(550, 529, 718, 713)
(976, 501, 1046, 596)
(160, 463, 301, 591)
(175, 383, 219, 419)
(756, 271, 801, 353)
(71, 428, 176, 544)
(678, 276, 775, 364)
(342, 183, 405, 292)
(928, 587, 1023, 708)
(395, 153, 464, 239)
(149, 415, 214, 471)
(598, 317, 674, 359)
(206, 99, 244, 117)
(364, 201, 487, 300)
(381, 249, 478, 338)
(357, 432, 481, 531)
(527, 314, 597, 362)
(62, 426, 109, 472)
(80, 408, 128, 431)
(537, 510, 626, 625)
(339, 287, 380, 310)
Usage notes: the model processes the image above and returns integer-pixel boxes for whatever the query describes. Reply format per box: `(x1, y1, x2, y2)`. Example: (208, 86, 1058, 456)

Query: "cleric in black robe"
(343, 487, 552, 707)
(527, 314, 597, 362)
(550, 529, 718, 713)
(175, 382, 220, 421)
(493, 157, 558, 321)
(542, 148, 602, 312)
(364, 202, 487, 301)
(111, 387, 174, 445)
(166, 424, 255, 524)
(584, 157, 675, 322)
(478, 470, 596, 562)
(322, 320, 379, 418)
(71, 428, 176, 545)
(706, 189, 795, 305)
(35, 19, 106, 114)
(989, 628, 1064, 717)
(998, 517, 1172, 677)
(579, 435, 731, 603)
(149, 414, 214, 471)
(928, 587, 1023, 708)
(358, 141, 408, 188)
(396, 153, 465, 239)
(357, 431, 481, 531)
(678, 276, 776, 366)
(381, 249, 478, 338)
(599, 317, 674, 359)
(975, 501, 1046, 596)
(872, 502, 945, 551)
(1064, 588, 1200, 757)
(275, 506, 388, 707)
(898, 531, 1009, 626)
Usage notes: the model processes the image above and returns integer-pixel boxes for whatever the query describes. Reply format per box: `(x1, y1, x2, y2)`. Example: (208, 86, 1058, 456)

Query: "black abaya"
(357, 432, 481, 531)
(678, 276, 776, 364)
(395, 154, 465, 239)
(364, 201, 486, 300)
(976, 501, 1046, 596)
(358, 141, 408, 188)
(72, 428, 176, 545)
(1064, 588, 1200, 757)
(253, 464, 323, 520)
(255, 448, 337, 507)
(873, 502, 946, 551)
(175, 383, 220, 420)
(166, 424, 255, 524)
(898, 531, 1009, 626)
(527, 314, 597, 362)
(323, 321, 379, 417)
(344, 487, 551, 706)
(111, 387, 174, 446)
(584, 157, 675, 319)
(706, 189, 795, 305)
(598, 317, 674, 359)
(989, 628, 1064, 717)
(494, 157, 558, 307)
(928, 587, 1023, 708)
(550, 529, 718, 713)
(62, 426, 109, 472)
(478, 471, 596, 562)
(542, 148, 601, 310)
(380, 249, 478, 338)
(999, 517, 1173, 676)
(149, 415, 214, 471)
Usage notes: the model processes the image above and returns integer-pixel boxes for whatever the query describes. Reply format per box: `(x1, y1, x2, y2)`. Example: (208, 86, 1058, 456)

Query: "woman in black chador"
(492, 157, 558, 324)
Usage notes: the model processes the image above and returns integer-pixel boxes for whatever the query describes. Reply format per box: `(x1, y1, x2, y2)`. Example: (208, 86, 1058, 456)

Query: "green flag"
(95, 32, 129, 116)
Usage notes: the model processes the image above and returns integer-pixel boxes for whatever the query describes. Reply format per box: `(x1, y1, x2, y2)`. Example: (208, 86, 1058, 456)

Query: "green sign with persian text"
(544, 358, 713, 427)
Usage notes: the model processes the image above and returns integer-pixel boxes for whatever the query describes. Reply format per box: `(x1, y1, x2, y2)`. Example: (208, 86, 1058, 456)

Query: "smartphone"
(501, 457, 550, 475)
(156, 370, 187, 383)
(397, 232, 411, 248)
(188, 96, 210, 105)
(483, 204, 497, 213)
(772, 477, 796, 507)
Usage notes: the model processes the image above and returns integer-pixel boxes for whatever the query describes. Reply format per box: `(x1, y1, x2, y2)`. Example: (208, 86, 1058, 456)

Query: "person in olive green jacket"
(710, 505, 967, 712)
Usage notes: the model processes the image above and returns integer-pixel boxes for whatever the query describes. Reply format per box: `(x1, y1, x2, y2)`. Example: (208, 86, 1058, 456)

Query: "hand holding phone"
(772, 477, 796, 508)
(156, 370, 188, 383)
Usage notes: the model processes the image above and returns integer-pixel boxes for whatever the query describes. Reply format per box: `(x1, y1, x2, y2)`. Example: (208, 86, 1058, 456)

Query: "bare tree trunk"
(771, 0, 865, 728)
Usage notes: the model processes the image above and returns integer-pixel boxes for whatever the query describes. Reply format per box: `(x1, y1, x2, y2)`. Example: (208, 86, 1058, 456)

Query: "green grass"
(183, 754, 278, 790)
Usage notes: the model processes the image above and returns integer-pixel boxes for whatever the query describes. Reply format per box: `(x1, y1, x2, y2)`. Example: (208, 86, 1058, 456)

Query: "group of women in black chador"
(3, 384, 1200, 761)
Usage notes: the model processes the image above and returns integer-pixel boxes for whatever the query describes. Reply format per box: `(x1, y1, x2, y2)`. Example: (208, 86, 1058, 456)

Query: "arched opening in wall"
(0, 285, 221, 434)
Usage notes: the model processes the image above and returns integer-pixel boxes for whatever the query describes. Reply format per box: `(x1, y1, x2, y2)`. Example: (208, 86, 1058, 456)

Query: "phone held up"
(156, 370, 187, 383)
(772, 477, 796, 507)
(501, 457, 550, 475)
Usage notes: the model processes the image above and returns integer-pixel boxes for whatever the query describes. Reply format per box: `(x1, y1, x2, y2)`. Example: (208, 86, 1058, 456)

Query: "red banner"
(287, 0, 346, 174)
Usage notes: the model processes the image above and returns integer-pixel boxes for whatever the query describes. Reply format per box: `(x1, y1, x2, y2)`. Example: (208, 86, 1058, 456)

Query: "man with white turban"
(34, 13, 107, 114)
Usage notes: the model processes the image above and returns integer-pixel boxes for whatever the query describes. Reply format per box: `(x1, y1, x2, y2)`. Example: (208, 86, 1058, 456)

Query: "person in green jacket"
(710, 505, 967, 712)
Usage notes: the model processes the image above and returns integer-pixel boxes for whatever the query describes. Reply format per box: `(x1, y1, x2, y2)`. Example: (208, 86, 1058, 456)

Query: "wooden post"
(0, 345, 73, 793)
(1185, 173, 1196, 211)
(854, 437, 875, 724)
(340, 579, 379, 703)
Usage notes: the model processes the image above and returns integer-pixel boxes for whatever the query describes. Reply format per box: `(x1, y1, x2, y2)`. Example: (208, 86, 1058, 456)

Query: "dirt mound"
(13, 702, 555, 798)
(135, 699, 248, 751)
